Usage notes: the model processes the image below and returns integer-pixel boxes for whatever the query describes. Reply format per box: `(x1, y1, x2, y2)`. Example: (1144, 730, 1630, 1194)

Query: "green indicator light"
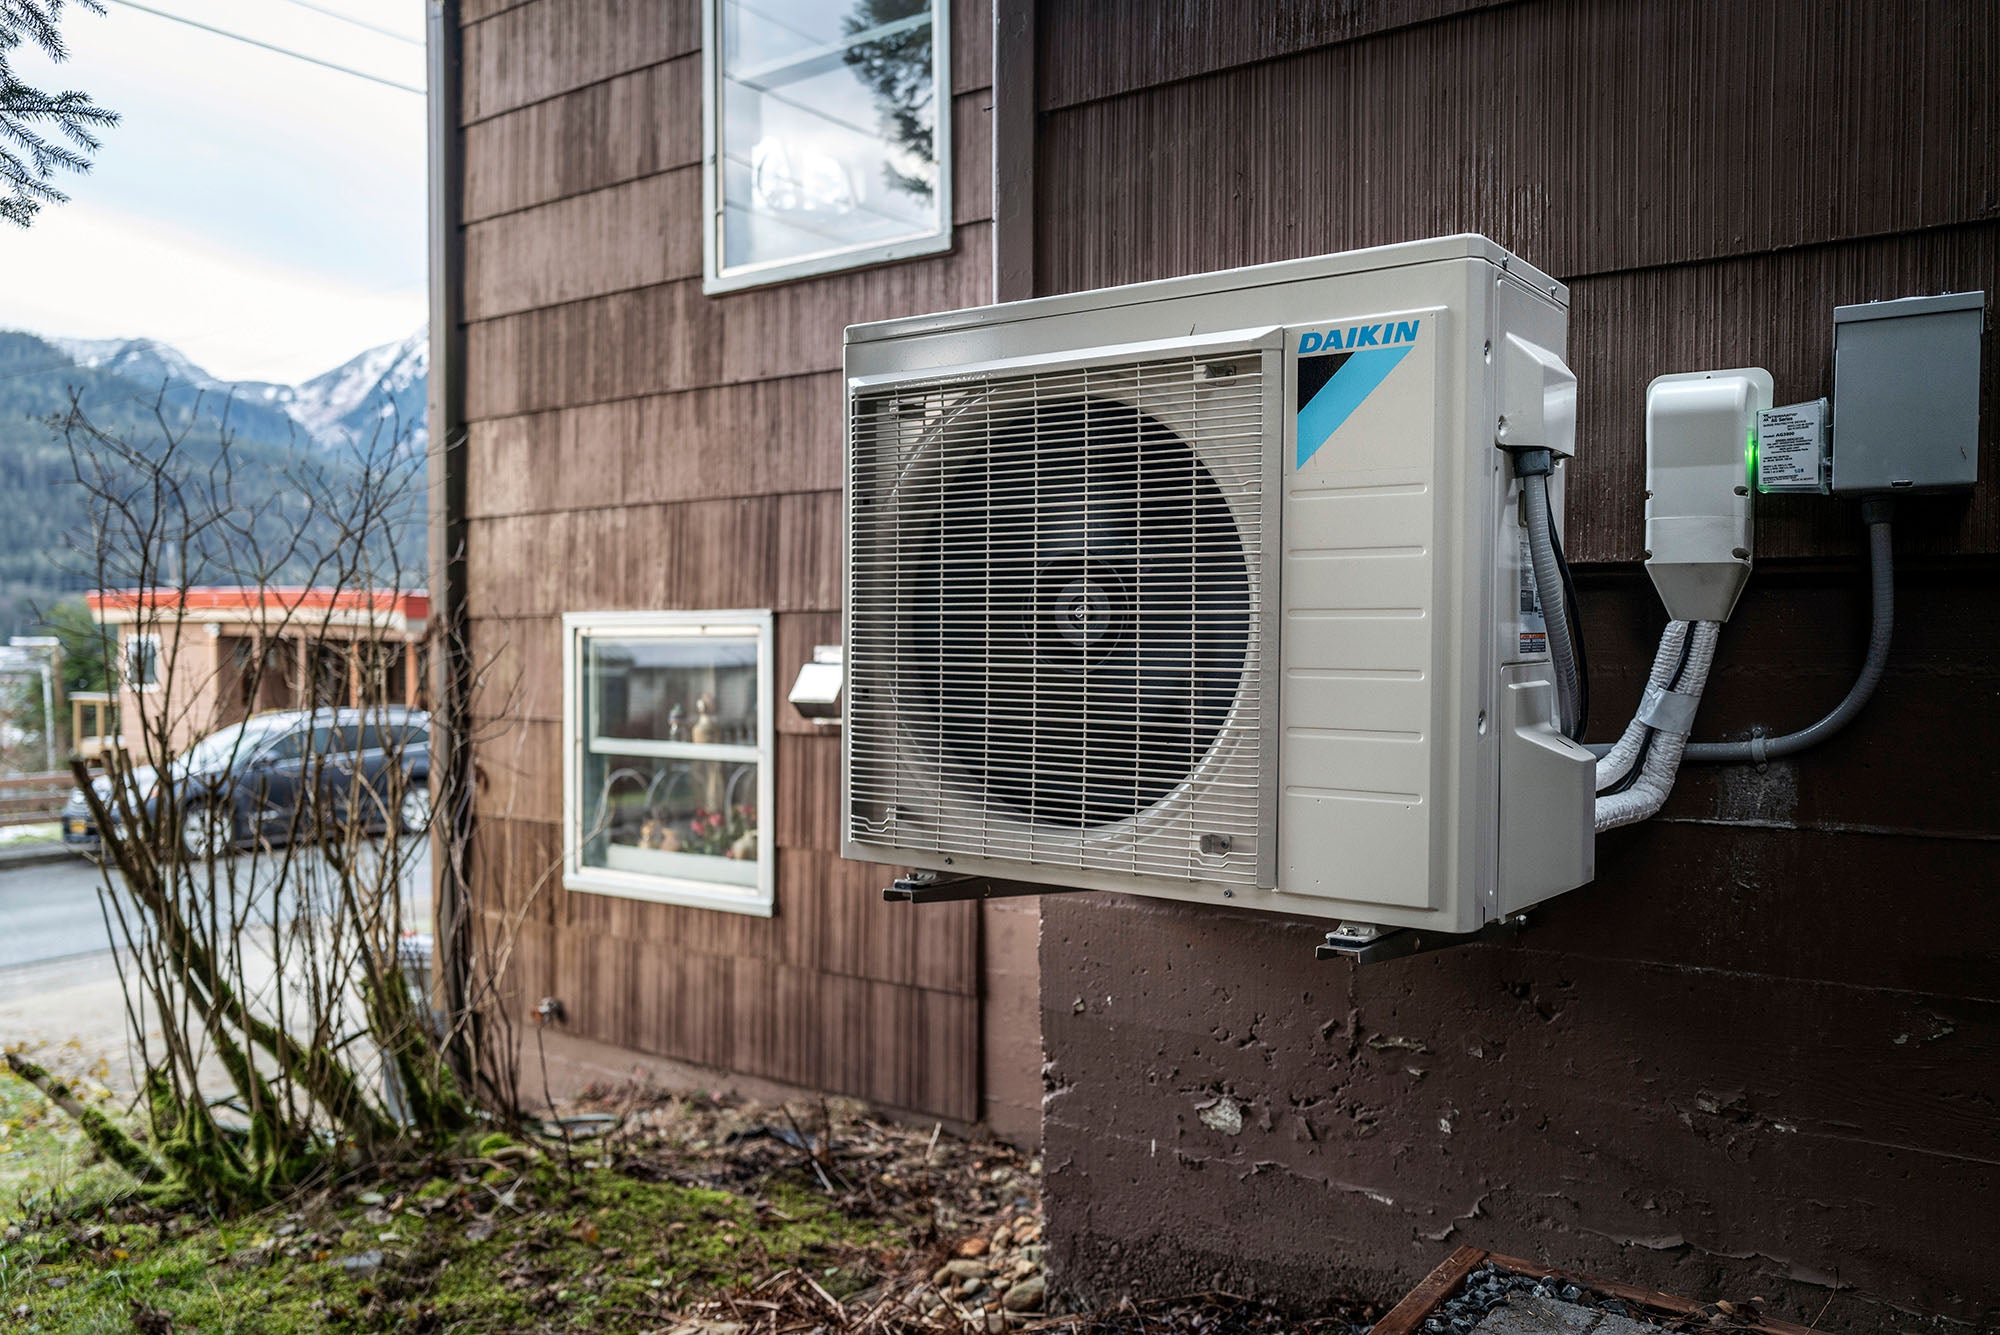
(1746, 424, 1759, 493)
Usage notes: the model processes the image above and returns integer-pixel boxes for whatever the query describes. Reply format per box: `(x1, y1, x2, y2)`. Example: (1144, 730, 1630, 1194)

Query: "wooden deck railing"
(0, 771, 71, 826)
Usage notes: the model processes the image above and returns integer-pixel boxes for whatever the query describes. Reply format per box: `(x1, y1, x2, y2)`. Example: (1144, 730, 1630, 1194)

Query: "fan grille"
(847, 353, 1267, 886)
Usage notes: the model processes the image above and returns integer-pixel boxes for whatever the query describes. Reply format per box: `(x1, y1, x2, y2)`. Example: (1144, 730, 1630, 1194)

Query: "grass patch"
(0, 1054, 128, 1218)
(1, 1160, 888, 1333)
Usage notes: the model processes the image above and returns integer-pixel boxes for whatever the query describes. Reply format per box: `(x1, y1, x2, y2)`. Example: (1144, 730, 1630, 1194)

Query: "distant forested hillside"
(0, 331, 427, 639)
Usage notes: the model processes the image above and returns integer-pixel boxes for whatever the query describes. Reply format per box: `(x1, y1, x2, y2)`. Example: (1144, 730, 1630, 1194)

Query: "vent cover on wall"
(844, 236, 1596, 934)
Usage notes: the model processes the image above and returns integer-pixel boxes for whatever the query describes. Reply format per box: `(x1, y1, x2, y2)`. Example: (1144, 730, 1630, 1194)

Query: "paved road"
(0, 855, 115, 970)
(0, 843, 433, 973)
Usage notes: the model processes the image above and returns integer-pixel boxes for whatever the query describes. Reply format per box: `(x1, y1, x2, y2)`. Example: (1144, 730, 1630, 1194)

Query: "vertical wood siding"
(455, 0, 994, 1122)
(1033, 0, 1999, 561)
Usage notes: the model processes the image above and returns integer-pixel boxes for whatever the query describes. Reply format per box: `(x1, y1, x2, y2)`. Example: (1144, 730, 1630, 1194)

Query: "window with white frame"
(126, 631, 161, 690)
(703, 0, 951, 292)
(564, 612, 775, 915)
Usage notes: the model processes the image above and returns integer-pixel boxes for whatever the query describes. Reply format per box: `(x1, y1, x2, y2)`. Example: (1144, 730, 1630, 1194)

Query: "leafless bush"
(4, 389, 541, 1207)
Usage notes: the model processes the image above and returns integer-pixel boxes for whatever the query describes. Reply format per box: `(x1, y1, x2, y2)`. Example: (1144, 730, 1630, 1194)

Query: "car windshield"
(177, 720, 290, 774)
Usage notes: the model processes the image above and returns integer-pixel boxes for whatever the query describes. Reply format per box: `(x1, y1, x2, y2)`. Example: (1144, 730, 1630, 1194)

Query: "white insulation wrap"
(1595, 621, 1721, 832)
(1594, 620, 1691, 792)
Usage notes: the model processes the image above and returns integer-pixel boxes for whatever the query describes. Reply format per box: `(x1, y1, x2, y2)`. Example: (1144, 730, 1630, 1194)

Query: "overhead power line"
(275, 0, 424, 47)
(100, 0, 425, 94)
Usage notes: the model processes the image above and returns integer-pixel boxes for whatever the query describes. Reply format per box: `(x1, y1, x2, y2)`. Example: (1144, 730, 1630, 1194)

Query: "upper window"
(125, 632, 161, 691)
(563, 612, 775, 916)
(703, 0, 951, 292)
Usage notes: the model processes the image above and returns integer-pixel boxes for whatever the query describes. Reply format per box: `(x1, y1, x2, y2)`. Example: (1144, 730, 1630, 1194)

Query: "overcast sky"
(3, 0, 427, 384)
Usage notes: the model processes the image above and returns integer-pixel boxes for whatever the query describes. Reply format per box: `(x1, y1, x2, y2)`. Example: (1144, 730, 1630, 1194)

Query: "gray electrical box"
(1831, 291, 1984, 494)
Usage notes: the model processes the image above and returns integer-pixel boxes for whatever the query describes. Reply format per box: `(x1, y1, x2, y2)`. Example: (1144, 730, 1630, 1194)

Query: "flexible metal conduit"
(1517, 453, 1583, 739)
(1682, 501, 1895, 764)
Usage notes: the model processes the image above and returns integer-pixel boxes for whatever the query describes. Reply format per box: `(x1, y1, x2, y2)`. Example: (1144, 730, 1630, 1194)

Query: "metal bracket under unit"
(1317, 916, 1527, 965)
(882, 871, 1085, 905)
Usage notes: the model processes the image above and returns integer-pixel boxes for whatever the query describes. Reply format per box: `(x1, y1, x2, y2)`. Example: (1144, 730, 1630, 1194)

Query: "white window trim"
(700, 0, 954, 294)
(126, 630, 163, 693)
(561, 610, 777, 916)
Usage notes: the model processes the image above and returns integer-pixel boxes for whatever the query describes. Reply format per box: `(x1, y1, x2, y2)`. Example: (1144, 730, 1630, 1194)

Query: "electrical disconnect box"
(1832, 292, 1985, 494)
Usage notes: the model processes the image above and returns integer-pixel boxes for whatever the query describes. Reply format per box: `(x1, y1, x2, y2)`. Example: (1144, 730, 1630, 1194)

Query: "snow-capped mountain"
(289, 329, 430, 449)
(51, 335, 288, 406)
(49, 329, 429, 449)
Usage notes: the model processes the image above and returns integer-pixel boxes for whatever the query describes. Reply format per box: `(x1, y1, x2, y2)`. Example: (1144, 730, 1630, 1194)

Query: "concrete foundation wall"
(1040, 569, 2000, 1332)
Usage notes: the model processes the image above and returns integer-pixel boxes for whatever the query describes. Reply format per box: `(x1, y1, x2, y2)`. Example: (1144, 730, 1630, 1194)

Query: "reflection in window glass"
(581, 753, 760, 886)
(585, 635, 759, 748)
(565, 616, 772, 913)
(713, 0, 946, 283)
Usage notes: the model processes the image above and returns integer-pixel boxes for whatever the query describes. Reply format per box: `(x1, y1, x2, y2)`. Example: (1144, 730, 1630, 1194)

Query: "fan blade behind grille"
(911, 395, 1248, 827)
(848, 352, 1267, 886)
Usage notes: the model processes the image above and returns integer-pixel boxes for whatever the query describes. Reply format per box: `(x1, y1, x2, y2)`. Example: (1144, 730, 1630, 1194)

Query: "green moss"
(0, 1163, 887, 1333)
(0, 1066, 130, 1218)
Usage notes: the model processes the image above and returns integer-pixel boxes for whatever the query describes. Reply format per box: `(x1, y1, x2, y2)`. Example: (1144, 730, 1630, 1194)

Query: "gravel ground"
(1427, 1259, 1786, 1335)
(1427, 1263, 1653, 1333)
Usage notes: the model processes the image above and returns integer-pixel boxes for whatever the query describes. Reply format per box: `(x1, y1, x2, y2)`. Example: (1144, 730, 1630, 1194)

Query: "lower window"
(563, 611, 774, 915)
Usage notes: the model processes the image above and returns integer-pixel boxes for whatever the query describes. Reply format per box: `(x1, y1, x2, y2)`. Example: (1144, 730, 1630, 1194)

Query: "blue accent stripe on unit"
(1296, 344, 1415, 468)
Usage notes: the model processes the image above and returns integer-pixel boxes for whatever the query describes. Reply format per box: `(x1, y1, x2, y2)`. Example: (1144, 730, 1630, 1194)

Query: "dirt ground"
(544, 1079, 1385, 1334)
(1, 1057, 1385, 1334)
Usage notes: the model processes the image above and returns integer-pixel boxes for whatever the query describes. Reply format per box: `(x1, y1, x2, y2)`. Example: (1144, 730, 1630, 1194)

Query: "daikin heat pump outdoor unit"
(843, 236, 1595, 936)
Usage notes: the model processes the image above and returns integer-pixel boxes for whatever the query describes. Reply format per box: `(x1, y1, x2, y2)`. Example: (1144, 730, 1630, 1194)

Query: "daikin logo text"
(1298, 320, 1421, 354)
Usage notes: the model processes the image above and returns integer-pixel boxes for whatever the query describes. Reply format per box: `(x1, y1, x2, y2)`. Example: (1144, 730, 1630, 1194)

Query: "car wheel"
(398, 783, 432, 834)
(180, 805, 235, 861)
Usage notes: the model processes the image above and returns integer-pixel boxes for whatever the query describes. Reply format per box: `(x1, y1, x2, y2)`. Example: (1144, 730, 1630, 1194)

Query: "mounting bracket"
(882, 871, 1084, 905)
(1317, 915, 1527, 965)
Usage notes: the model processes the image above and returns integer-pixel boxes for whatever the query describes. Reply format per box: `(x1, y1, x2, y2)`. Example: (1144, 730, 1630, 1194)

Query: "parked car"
(63, 708, 431, 859)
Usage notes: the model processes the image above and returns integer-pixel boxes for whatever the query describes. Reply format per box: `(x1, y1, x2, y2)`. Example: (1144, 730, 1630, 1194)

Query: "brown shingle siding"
(465, 58, 699, 224)
(464, 224, 992, 419)
(463, 375, 843, 520)
(461, 0, 698, 126)
(453, 0, 996, 1125)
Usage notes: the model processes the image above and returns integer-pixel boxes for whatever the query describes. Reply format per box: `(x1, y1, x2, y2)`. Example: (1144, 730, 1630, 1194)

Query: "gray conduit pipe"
(1517, 455, 1582, 739)
(1682, 502, 1895, 764)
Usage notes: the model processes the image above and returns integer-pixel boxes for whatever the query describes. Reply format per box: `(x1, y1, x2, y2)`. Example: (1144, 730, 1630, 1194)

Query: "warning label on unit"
(1517, 532, 1548, 656)
(1756, 399, 1829, 494)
